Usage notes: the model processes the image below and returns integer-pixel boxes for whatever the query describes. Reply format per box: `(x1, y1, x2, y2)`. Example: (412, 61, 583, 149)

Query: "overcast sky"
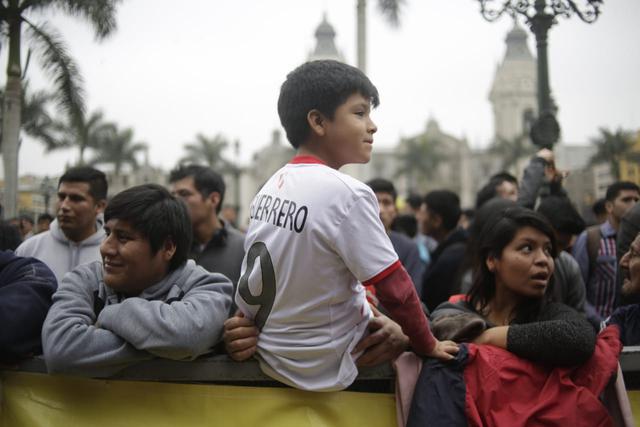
(8, 0, 640, 176)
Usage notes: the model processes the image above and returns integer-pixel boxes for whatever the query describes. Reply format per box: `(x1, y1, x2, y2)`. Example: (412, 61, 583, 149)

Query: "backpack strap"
(586, 224, 601, 280)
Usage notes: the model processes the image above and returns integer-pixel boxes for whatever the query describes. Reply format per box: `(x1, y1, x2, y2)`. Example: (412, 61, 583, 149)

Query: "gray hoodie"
(42, 259, 233, 377)
(16, 218, 105, 283)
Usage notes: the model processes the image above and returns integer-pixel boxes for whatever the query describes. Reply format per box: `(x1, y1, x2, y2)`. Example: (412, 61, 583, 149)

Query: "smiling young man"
(42, 184, 233, 377)
(16, 167, 108, 282)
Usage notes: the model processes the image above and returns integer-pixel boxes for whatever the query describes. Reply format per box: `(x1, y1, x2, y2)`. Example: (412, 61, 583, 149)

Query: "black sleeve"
(0, 255, 58, 363)
(506, 302, 596, 366)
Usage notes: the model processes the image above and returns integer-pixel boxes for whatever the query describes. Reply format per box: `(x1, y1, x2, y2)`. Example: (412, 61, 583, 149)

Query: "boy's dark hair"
(606, 181, 640, 202)
(536, 196, 586, 236)
(366, 178, 397, 202)
(475, 172, 519, 209)
(169, 164, 226, 213)
(104, 184, 192, 271)
(59, 167, 108, 202)
(277, 60, 380, 148)
(424, 190, 461, 231)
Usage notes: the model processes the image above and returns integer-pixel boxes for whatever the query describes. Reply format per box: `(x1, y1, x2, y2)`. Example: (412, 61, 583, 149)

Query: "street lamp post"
(477, 0, 602, 148)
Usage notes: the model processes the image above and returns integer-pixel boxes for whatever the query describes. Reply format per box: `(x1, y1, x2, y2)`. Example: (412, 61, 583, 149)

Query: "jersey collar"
(289, 155, 327, 165)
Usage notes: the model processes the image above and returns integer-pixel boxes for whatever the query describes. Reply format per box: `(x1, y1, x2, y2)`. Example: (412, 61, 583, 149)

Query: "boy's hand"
(426, 339, 459, 361)
(223, 311, 259, 362)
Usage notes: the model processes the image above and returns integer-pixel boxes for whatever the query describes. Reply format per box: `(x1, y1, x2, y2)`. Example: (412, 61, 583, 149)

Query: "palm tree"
(0, 84, 62, 151)
(356, 0, 405, 73)
(489, 133, 536, 172)
(88, 126, 147, 178)
(394, 133, 443, 191)
(589, 127, 635, 180)
(180, 133, 232, 171)
(55, 110, 116, 164)
(1, 0, 120, 218)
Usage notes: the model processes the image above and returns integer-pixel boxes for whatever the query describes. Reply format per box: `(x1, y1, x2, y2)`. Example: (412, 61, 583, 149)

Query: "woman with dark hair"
(431, 206, 596, 366)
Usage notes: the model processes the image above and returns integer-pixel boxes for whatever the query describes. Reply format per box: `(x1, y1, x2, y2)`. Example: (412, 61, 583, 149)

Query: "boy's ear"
(307, 109, 327, 137)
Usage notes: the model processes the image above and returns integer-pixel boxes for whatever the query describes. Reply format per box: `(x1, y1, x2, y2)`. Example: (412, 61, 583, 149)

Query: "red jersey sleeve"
(363, 262, 436, 355)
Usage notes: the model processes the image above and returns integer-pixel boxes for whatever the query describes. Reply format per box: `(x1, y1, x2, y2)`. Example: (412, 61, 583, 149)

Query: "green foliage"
(88, 125, 147, 177)
(180, 133, 233, 172)
(589, 127, 635, 180)
(394, 133, 444, 191)
(488, 133, 537, 172)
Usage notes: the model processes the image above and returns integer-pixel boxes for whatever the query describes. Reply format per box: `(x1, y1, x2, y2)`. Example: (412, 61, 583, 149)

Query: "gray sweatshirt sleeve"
(96, 270, 233, 360)
(517, 156, 547, 209)
(42, 264, 152, 377)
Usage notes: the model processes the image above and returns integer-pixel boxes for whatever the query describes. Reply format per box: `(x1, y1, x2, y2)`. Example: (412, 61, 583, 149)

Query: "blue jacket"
(0, 250, 57, 363)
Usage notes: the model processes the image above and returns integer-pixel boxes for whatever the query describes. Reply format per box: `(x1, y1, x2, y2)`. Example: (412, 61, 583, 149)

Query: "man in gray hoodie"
(16, 167, 108, 282)
(42, 184, 233, 377)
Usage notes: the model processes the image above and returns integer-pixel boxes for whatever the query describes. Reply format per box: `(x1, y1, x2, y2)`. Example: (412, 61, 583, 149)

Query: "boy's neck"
(297, 144, 341, 170)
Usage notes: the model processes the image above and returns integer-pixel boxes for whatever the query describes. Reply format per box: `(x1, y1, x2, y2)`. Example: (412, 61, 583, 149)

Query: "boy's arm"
(42, 265, 151, 376)
(365, 262, 436, 355)
(97, 272, 233, 360)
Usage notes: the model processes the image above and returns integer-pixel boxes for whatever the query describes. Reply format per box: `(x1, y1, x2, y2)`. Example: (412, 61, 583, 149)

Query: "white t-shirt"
(235, 156, 399, 391)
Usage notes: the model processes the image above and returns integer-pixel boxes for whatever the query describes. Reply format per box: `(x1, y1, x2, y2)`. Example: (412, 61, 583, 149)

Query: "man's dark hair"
(0, 221, 22, 250)
(406, 193, 423, 210)
(605, 181, 640, 202)
(393, 214, 418, 238)
(536, 196, 586, 236)
(366, 178, 397, 202)
(277, 60, 380, 148)
(592, 198, 607, 217)
(59, 167, 108, 201)
(475, 172, 519, 209)
(37, 213, 54, 223)
(169, 164, 226, 213)
(104, 184, 192, 271)
(424, 190, 461, 231)
(19, 214, 34, 225)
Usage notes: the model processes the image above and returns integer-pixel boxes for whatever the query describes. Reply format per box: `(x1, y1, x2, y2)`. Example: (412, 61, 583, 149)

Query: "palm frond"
(24, 20, 85, 129)
(376, 0, 405, 27)
(25, 0, 120, 39)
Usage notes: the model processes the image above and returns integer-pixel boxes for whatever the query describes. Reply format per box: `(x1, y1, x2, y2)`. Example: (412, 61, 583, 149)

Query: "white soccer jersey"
(235, 156, 399, 391)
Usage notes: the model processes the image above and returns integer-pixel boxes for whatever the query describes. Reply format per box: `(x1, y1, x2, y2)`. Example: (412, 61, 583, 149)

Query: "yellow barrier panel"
(1, 372, 396, 427)
(629, 390, 640, 424)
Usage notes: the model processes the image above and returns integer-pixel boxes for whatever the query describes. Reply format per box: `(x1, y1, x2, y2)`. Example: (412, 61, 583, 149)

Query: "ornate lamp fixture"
(477, 0, 602, 148)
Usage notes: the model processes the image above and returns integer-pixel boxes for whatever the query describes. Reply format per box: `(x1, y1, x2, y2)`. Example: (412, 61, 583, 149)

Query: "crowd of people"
(1, 59, 639, 423)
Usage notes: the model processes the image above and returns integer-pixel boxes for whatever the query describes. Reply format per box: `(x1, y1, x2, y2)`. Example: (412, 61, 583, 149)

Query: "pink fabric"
(393, 352, 423, 427)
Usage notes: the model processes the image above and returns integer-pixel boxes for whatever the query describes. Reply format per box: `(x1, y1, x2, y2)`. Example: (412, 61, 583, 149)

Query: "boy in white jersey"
(234, 60, 458, 391)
